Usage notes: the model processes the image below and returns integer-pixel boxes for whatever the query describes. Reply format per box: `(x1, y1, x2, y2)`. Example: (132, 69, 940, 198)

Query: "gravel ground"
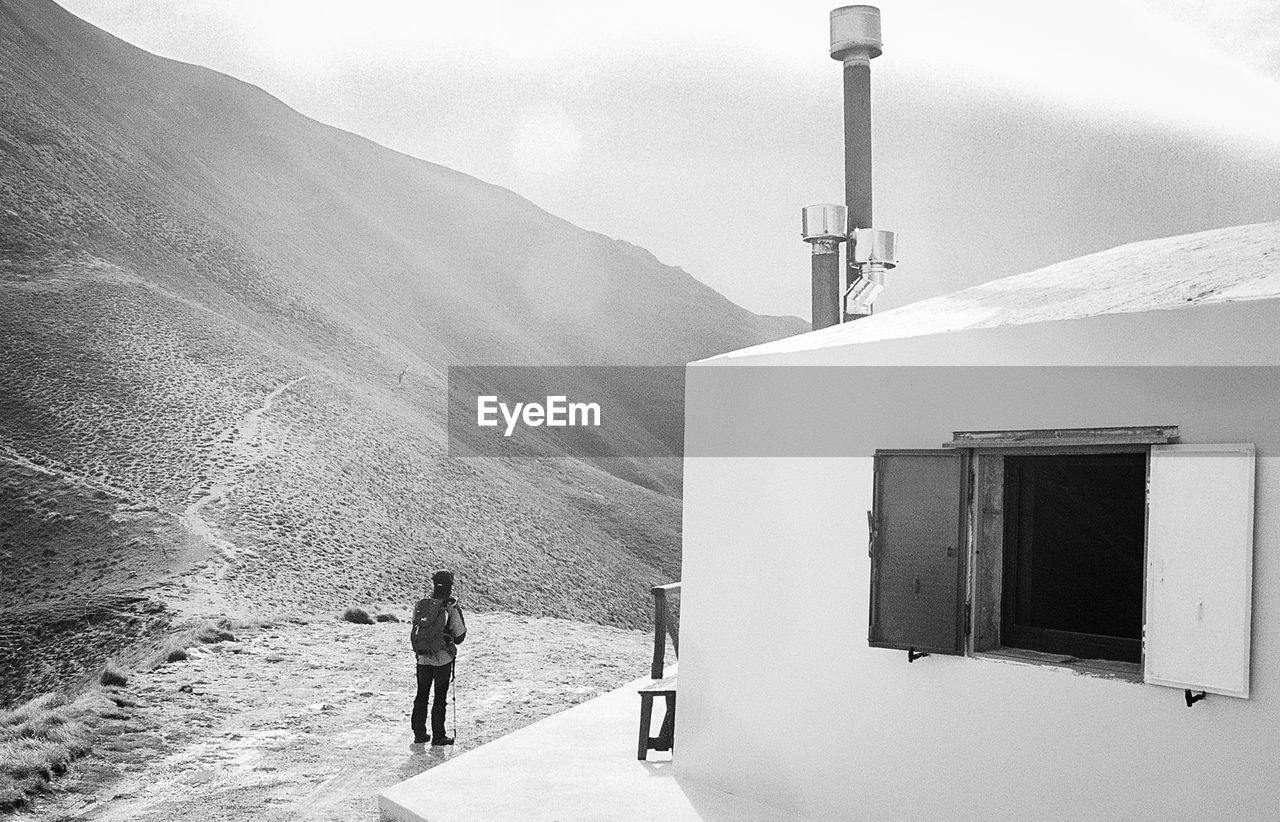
(12, 612, 665, 821)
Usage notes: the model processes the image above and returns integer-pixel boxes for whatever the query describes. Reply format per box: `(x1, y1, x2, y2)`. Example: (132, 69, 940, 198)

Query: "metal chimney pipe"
(831, 5, 880, 233)
(802, 204, 846, 330)
(830, 5, 896, 321)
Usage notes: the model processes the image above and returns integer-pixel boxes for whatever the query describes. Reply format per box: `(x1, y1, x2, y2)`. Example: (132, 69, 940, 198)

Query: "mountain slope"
(0, 0, 800, 702)
(0, 0, 803, 366)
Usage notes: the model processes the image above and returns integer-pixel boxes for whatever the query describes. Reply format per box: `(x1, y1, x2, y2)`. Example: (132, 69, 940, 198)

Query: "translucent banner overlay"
(447, 366, 685, 458)
(448, 366, 1280, 457)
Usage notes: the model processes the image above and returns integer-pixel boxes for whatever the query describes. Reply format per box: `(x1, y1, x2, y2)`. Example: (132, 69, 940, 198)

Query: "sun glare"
(510, 104, 583, 177)
(231, 0, 1280, 143)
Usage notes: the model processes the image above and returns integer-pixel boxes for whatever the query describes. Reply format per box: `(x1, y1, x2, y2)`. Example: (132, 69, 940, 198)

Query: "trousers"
(411, 662, 452, 740)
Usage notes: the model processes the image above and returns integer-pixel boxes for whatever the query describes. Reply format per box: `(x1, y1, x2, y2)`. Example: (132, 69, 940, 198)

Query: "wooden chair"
(638, 582, 679, 760)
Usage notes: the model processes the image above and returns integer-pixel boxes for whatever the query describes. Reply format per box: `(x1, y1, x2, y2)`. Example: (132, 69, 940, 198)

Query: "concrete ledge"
(378, 672, 804, 822)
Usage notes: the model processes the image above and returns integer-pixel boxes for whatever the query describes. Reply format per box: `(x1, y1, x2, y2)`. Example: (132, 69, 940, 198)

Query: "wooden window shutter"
(1144, 444, 1256, 697)
(869, 450, 969, 655)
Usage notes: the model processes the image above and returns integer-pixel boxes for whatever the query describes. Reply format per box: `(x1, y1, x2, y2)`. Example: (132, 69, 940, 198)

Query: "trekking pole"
(451, 658, 457, 740)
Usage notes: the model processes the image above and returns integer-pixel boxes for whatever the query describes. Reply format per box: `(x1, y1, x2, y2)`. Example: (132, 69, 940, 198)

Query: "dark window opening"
(1001, 453, 1146, 663)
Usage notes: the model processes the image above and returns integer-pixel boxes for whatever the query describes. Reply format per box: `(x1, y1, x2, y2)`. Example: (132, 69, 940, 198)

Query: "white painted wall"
(677, 299, 1280, 821)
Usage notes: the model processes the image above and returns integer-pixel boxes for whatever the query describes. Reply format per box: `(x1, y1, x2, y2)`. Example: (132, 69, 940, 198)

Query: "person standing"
(410, 569, 466, 746)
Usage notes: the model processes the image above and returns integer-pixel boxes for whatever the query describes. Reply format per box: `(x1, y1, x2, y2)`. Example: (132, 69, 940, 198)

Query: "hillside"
(0, 0, 801, 704)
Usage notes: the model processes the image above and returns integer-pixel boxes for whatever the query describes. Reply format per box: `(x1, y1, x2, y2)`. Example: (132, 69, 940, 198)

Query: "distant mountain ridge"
(0, 0, 801, 701)
(0, 0, 804, 366)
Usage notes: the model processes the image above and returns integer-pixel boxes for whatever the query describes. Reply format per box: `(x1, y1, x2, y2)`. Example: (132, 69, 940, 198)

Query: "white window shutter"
(1144, 444, 1256, 698)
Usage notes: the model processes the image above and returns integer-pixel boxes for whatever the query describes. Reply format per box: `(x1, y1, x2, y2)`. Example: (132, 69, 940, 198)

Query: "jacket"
(415, 599, 467, 666)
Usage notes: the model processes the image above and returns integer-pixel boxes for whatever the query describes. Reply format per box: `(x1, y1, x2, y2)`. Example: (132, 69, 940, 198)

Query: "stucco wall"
(677, 300, 1280, 821)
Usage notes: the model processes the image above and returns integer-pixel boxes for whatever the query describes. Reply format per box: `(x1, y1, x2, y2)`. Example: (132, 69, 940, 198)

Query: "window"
(1001, 453, 1146, 664)
(868, 428, 1256, 698)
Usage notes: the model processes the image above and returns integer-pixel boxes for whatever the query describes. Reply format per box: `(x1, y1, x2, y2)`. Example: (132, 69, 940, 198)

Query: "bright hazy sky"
(59, 0, 1280, 317)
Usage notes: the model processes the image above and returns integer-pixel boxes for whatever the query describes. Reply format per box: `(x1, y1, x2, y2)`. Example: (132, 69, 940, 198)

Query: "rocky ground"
(9, 612, 665, 821)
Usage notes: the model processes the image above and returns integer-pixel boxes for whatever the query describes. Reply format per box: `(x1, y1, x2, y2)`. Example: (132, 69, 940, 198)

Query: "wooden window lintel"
(946, 425, 1178, 450)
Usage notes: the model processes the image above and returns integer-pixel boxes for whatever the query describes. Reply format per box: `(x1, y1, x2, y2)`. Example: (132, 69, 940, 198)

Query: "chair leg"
(656, 693, 676, 751)
(637, 694, 654, 760)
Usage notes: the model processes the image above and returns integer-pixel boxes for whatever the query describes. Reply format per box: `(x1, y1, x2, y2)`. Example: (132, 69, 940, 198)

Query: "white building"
(677, 221, 1280, 820)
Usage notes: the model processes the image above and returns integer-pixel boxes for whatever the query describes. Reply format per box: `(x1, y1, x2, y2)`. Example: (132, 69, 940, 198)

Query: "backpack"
(410, 598, 452, 654)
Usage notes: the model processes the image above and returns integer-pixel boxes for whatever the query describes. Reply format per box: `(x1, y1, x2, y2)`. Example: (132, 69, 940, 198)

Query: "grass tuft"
(0, 690, 114, 810)
(341, 607, 374, 625)
(374, 613, 400, 623)
(98, 660, 128, 687)
(147, 619, 240, 670)
(194, 622, 236, 644)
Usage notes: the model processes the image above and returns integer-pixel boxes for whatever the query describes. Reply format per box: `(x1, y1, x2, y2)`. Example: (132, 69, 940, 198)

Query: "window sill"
(971, 647, 1143, 684)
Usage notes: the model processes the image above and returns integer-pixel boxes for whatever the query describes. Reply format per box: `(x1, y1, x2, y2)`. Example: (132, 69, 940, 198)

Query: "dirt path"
(179, 377, 306, 571)
(172, 376, 306, 617)
(0, 439, 139, 505)
(14, 612, 660, 821)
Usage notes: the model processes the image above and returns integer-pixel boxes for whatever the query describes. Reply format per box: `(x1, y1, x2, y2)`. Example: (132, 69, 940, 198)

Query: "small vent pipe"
(803, 204, 846, 330)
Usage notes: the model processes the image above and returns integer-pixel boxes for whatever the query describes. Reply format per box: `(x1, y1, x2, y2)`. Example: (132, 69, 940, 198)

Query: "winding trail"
(0, 437, 139, 503)
(179, 376, 307, 582)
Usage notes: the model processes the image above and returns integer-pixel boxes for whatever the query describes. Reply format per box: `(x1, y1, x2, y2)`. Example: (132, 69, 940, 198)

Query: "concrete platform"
(378, 672, 805, 822)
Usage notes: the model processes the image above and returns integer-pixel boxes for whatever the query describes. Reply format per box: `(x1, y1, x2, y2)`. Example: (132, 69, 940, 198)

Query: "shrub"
(341, 607, 373, 625)
(98, 661, 128, 687)
(164, 644, 188, 663)
(374, 613, 400, 623)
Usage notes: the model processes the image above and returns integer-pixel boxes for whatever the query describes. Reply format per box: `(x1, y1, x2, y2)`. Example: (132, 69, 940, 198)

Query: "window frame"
(952, 426, 1179, 678)
(969, 445, 1150, 671)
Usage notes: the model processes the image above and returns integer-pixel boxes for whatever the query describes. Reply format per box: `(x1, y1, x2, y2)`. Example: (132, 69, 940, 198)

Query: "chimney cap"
(850, 228, 897, 268)
(830, 5, 882, 62)
(802, 204, 848, 243)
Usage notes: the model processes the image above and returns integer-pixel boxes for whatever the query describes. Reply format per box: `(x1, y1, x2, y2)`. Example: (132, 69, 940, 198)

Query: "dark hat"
(432, 569, 454, 587)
